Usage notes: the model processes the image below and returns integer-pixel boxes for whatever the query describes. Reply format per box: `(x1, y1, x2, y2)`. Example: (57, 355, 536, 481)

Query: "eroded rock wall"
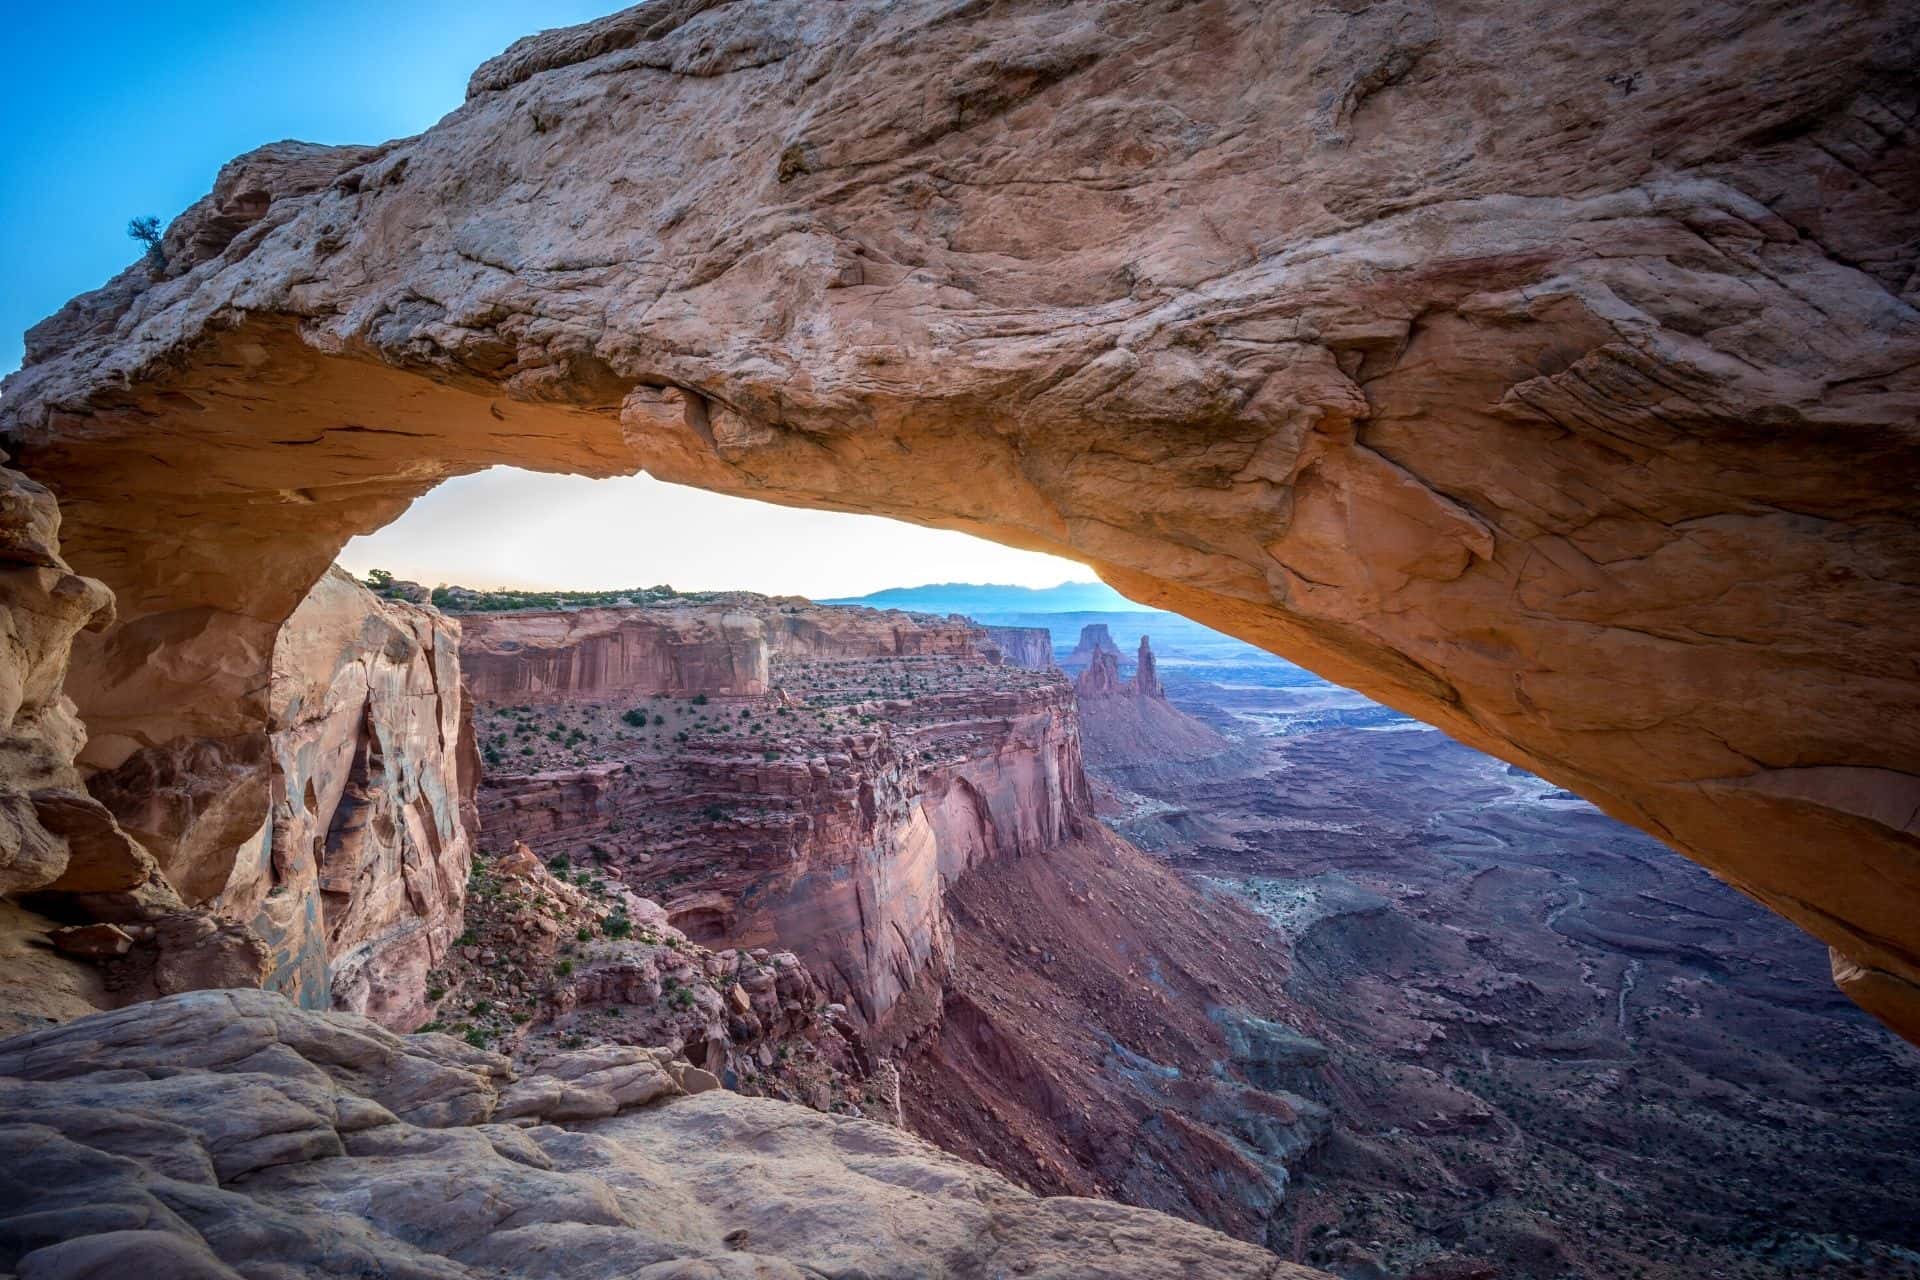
(464, 601, 1090, 1033)
(461, 605, 770, 704)
(263, 567, 473, 1027)
(986, 626, 1055, 670)
(2, 0, 1917, 1039)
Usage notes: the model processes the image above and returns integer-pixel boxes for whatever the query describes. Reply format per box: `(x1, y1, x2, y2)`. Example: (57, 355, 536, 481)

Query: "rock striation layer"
(466, 600, 1090, 1035)
(462, 605, 770, 704)
(1061, 624, 1123, 673)
(2, 0, 1918, 1037)
(985, 626, 1056, 670)
(0, 989, 1314, 1279)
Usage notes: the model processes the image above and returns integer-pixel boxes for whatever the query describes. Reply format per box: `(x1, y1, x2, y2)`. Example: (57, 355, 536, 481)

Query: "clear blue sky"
(2, 1, 613, 372)
(1, 2, 1098, 596)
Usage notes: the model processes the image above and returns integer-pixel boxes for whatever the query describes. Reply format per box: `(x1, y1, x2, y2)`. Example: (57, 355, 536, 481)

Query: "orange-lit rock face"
(3, 1, 1918, 1037)
(81, 568, 474, 1026)
(264, 568, 473, 1026)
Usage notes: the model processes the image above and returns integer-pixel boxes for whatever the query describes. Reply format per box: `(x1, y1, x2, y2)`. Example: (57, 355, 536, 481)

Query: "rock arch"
(3, 0, 1917, 1038)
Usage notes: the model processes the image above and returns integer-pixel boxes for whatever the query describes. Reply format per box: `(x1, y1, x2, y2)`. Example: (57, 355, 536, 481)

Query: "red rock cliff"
(462, 606, 769, 703)
(464, 600, 1090, 1034)
(262, 567, 475, 1028)
(986, 626, 1055, 670)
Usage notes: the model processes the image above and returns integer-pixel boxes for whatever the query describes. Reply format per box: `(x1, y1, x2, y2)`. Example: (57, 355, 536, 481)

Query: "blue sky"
(2, 3, 1095, 596)
(3, 1, 612, 372)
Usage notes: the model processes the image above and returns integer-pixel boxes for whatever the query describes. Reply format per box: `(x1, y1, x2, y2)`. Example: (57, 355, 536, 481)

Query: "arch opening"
(10, 314, 1918, 1041)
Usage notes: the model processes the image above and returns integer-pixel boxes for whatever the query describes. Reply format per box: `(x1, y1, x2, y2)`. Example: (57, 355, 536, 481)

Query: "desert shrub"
(127, 215, 165, 266)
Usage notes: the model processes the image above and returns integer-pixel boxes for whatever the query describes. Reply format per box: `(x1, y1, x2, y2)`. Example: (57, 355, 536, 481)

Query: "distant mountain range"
(820, 581, 1150, 616)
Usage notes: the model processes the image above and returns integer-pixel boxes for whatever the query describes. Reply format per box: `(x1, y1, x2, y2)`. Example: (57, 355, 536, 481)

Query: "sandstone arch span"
(4, 0, 1918, 1038)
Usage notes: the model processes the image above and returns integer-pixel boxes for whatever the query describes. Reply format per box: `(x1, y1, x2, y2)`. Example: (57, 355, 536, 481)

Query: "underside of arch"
(3, 0, 1917, 1040)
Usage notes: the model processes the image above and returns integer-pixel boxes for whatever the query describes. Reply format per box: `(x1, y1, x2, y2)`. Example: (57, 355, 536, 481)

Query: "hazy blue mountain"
(820, 581, 1143, 616)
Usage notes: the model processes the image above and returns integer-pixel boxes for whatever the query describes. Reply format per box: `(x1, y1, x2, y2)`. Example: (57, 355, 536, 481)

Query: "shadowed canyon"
(0, 0, 1917, 1277)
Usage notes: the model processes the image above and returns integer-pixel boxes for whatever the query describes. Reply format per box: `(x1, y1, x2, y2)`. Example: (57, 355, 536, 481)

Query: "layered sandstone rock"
(465, 598, 1089, 1034)
(1075, 647, 1127, 699)
(0, 465, 125, 902)
(461, 604, 770, 704)
(261, 567, 473, 1026)
(760, 605, 990, 660)
(435, 839, 892, 1119)
(1134, 636, 1163, 699)
(3, 0, 1918, 1038)
(1074, 636, 1233, 772)
(985, 625, 1055, 670)
(1062, 625, 1123, 673)
(58, 568, 475, 1026)
(0, 989, 1314, 1280)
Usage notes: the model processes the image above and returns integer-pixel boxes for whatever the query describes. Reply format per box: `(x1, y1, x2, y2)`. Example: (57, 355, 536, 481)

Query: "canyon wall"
(0, 560, 474, 1031)
(462, 605, 769, 703)
(985, 626, 1055, 670)
(760, 605, 992, 661)
(2, 0, 1917, 1041)
(463, 601, 1090, 1033)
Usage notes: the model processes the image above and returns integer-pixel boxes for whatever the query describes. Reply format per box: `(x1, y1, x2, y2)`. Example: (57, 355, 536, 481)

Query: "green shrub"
(127, 215, 165, 267)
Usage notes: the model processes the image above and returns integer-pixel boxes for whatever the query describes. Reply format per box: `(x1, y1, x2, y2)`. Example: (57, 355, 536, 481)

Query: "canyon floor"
(451, 585, 1920, 1280)
(1070, 626, 1920, 1279)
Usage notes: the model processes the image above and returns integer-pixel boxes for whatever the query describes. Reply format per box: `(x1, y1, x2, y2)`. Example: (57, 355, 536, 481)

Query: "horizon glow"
(338, 468, 1099, 599)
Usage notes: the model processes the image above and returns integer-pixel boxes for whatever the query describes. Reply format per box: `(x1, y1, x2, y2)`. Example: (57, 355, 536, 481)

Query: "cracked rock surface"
(0, 988, 1314, 1279)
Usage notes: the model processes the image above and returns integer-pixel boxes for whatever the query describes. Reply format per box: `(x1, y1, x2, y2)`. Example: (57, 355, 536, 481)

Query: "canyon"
(1062, 620, 1920, 1276)
(455, 594, 1357, 1250)
(0, 0, 1916, 1276)
(0, 0, 1915, 1042)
